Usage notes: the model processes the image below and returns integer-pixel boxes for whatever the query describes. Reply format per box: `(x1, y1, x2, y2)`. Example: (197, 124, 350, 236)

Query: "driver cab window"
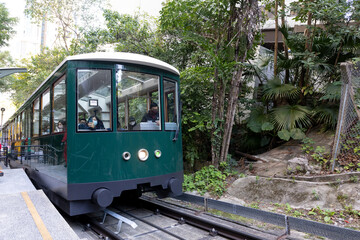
(163, 79, 179, 131)
(116, 68, 161, 131)
(76, 69, 112, 131)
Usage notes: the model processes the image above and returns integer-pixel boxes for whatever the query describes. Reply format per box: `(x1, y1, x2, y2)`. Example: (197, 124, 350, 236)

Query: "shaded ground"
(249, 130, 334, 177)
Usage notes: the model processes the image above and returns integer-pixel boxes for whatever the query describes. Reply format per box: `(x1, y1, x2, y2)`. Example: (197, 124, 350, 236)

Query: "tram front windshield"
(116, 69, 161, 131)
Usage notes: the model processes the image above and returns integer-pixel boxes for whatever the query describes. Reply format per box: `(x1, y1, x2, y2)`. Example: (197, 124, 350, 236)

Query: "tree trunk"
(281, 0, 290, 83)
(219, 56, 246, 163)
(219, 0, 260, 164)
(211, 66, 221, 166)
(274, 0, 279, 77)
(304, 11, 312, 52)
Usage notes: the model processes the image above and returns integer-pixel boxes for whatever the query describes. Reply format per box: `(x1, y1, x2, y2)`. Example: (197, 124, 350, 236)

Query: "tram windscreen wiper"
(172, 125, 179, 141)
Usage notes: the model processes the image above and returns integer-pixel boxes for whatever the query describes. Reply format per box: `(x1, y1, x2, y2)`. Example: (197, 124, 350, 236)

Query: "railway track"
(79, 195, 283, 240)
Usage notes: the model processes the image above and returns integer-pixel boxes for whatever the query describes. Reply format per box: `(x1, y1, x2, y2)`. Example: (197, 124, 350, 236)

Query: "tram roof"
(67, 52, 180, 75)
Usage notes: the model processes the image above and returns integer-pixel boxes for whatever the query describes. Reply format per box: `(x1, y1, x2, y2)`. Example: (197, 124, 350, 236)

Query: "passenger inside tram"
(87, 116, 105, 130)
(141, 102, 160, 125)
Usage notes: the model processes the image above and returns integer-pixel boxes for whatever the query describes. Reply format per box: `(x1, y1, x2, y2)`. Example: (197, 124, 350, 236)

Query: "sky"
(0, 0, 165, 124)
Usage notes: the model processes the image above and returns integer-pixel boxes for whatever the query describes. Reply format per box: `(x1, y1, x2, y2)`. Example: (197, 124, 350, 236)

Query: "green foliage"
(301, 137, 315, 154)
(262, 78, 300, 101)
(311, 146, 331, 168)
(344, 205, 360, 217)
(0, 3, 17, 47)
(277, 128, 306, 141)
(25, 0, 104, 49)
(320, 81, 342, 102)
(278, 129, 291, 141)
(350, 176, 359, 183)
(271, 105, 312, 130)
(161, 0, 262, 165)
(312, 104, 339, 130)
(183, 165, 228, 197)
(246, 106, 272, 133)
(312, 189, 320, 200)
(6, 48, 67, 107)
(0, 51, 15, 89)
(102, 10, 165, 58)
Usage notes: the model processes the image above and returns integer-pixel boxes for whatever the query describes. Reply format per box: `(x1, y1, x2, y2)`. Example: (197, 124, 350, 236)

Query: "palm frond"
(263, 78, 300, 101)
(312, 104, 339, 129)
(271, 105, 312, 130)
(320, 81, 342, 102)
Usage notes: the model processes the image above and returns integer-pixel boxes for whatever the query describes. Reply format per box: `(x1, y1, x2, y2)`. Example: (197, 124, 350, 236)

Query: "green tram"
(1, 52, 183, 215)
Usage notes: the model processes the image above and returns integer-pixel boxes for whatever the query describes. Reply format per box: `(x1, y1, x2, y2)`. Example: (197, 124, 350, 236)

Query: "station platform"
(0, 164, 82, 240)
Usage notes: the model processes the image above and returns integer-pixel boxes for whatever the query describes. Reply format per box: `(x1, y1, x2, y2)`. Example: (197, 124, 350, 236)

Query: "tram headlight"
(154, 150, 162, 158)
(122, 152, 131, 161)
(138, 149, 149, 161)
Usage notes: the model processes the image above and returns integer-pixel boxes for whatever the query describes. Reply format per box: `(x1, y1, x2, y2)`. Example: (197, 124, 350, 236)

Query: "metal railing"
(0, 147, 8, 167)
(175, 193, 360, 240)
(10, 144, 64, 167)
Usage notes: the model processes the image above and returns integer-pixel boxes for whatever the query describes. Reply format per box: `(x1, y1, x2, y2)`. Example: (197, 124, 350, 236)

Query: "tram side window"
(41, 89, 51, 135)
(25, 107, 31, 138)
(21, 111, 25, 139)
(77, 69, 112, 131)
(116, 69, 161, 131)
(33, 98, 40, 137)
(15, 116, 18, 140)
(11, 121, 14, 141)
(163, 79, 179, 131)
(53, 76, 66, 133)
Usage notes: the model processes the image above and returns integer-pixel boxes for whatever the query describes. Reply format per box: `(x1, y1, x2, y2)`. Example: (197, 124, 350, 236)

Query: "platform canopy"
(0, 68, 27, 79)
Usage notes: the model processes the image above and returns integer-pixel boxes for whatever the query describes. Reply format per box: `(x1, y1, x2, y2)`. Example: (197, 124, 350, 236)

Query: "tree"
(5, 48, 67, 107)
(0, 3, 17, 47)
(25, 0, 105, 51)
(247, 0, 360, 143)
(161, 0, 262, 166)
(0, 51, 15, 90)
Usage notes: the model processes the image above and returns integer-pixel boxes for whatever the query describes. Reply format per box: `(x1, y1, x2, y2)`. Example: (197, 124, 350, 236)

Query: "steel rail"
(114, 207, 186, 240)
(80, 215, 125, 240)
(138, 196, 267, 240)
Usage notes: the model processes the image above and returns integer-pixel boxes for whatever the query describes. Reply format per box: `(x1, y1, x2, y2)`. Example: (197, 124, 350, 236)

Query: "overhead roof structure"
(0, 68, 27, 79)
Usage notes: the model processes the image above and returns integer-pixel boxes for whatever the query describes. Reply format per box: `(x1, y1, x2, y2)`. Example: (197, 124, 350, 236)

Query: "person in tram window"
(128, 116, 139, 130)
(56, 120, 66, 132)
(87, 116, 105, 130)
(141, 102, 159, 125)
(78, 118, 88, 129)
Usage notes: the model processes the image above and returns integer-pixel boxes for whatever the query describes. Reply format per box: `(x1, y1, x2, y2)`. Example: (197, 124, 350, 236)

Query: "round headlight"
(138, 149, 149, 161)
(154, 150, 162, 158)
(122, 152, 131, 160)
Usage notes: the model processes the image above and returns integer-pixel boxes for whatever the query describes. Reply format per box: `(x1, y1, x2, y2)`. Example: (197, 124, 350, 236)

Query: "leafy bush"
(183, 165, 228, 197)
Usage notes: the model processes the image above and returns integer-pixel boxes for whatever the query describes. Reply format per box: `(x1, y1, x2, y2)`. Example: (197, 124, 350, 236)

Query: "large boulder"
(227, 176, 360, 210)
(287, 157, 316, 175)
